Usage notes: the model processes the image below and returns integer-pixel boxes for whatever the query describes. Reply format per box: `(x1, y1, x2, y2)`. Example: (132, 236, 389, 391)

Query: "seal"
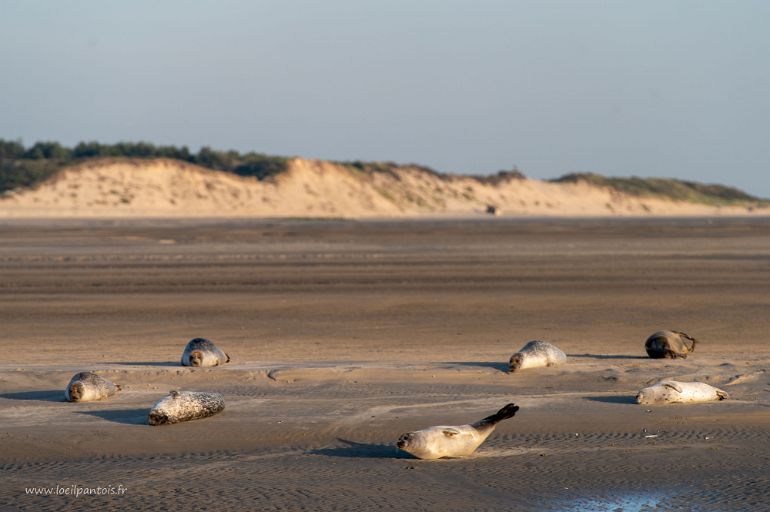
(509, 340, 566, 372)
(181, 338, 230, 367)
(636, 380, 728, 405)
(148, 390, 225, 425)
(645, 330, 697, 359)
(396, 403, 519, 459)
(65, 371, 121, 402)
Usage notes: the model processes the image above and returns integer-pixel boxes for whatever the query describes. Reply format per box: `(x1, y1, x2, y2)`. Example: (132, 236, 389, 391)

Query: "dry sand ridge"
(1, 158, 766, 218)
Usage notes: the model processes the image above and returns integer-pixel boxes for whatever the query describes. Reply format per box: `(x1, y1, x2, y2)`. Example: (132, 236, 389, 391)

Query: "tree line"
(0, 139, 290, 193)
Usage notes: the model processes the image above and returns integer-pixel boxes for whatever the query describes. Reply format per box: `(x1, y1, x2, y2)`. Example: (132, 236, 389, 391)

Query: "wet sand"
(1, 218, 769, 511)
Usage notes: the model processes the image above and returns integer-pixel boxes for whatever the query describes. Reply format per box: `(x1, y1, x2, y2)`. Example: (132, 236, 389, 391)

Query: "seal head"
(508, 353, 525, 372)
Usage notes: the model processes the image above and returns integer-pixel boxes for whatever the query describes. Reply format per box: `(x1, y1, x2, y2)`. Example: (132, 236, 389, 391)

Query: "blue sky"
(2, 1, 769, 196)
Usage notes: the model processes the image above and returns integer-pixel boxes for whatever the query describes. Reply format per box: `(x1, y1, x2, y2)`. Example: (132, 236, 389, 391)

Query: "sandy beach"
(1, 218, 769, 511)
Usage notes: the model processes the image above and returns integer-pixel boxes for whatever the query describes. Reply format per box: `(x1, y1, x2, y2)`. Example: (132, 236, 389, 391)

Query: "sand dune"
(0, 158, 765, 218)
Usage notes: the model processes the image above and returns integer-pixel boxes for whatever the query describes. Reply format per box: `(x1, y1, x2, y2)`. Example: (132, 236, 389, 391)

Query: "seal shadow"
(585, 395, 638, 405)
(105, 361, 180, 367)
(444, 362, 510, 373)
(79, 408, 149, 425)
(0, 390, 64, 402)
(309, 439, 414, 459)
(569, 353, 648, 360)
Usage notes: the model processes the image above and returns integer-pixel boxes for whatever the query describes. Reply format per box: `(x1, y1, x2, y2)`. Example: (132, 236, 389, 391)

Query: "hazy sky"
(2, 1, 769, 196)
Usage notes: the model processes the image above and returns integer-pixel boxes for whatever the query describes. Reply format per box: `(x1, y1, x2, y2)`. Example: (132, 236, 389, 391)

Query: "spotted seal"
(509, 340, 566, 372)
(636, 380, 728, 405)
(181, 338, 230, 367)
(64, 371, 121, 402)
(644, 330, 697, 359)
(396, 403, 519, 459)
(148, 390, 225, 425)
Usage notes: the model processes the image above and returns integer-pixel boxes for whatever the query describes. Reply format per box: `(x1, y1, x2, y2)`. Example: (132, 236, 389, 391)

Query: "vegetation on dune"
(337, 160, 527, 185)
(337, 160, 404, 180)
(336, 159, 445, 181)
(477, 168, 527, 184)
(552, 172, 768, 207)
(0, 139, 290, 194)
(0, 140, 61, 192)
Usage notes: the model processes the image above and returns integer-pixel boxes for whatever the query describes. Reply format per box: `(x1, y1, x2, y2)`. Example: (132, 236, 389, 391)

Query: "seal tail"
(472, 403, 519, 429)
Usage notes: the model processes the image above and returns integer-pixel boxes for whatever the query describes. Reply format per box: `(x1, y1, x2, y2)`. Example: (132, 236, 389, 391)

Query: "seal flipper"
(663, 382, 683, 393)
(225, 353, 230, 363)
(442, 428, 461, 438)
(675, 331, 697, 353)
(716, 389, 729, 400)
(472, 403, 519, 430)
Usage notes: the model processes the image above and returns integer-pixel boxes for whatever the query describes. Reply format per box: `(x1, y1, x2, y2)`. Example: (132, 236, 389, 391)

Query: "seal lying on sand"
(645, 330, 697, 359)
(397, 403, 519, 459)
(65, 372, 121, 402)
(509, 340, 566, 372)
(148, 390, 225, 425)
(181, 338, 230, 367)
(636, 380, 728, 404)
